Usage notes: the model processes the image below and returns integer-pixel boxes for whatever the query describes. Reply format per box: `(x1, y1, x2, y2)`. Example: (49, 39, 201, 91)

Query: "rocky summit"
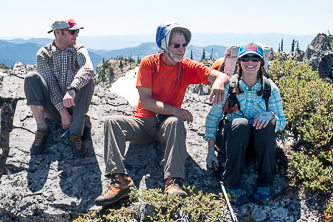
(0, 37, 330, 221)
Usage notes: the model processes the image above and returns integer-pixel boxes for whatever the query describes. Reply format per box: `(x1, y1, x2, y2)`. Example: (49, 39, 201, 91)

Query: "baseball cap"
(48, 16, 84, 33)
(238, 42, 263, 58)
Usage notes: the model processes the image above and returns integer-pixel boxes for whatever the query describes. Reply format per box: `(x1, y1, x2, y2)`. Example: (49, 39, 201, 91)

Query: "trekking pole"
(212, 161, 238, 222)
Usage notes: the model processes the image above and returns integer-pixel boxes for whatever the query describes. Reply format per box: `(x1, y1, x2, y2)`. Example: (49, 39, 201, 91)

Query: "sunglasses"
(240, 55, 262, 62)
(170, 43, 188, 48)
(64, 29, 80, 35)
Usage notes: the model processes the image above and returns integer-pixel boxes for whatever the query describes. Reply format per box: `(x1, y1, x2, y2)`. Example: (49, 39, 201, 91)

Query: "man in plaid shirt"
(24, 16, 94, 158)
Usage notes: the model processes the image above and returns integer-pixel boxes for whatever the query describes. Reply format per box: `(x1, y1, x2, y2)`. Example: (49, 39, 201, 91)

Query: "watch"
(67, 85, 77, 92)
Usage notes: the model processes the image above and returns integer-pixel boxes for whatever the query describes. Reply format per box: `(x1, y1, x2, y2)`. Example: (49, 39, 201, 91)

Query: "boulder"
(303, 33, 333, 78)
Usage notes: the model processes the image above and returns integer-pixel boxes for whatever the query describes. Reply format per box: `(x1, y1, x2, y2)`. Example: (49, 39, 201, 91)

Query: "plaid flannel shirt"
(204, 78, 286, 142)
(36, 41, 94, 112)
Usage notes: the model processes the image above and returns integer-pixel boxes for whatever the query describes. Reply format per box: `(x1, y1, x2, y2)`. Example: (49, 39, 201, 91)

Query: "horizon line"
(0, 32, 318, 40)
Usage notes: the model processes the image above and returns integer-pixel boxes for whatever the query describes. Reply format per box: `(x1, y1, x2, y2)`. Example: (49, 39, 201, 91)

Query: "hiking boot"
(164, 178, 188, 197)
(254, 186, 271, 204)
(227, 188, 248, 205)
(82, 115, 92, 142)
(66, 133, 85, 158)
(82, 125, 91, 142)
(95, 174, 134, 206)
(31, 128, 52, 154)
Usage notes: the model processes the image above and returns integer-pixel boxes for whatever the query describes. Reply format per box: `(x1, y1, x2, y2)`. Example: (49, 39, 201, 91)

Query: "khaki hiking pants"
(24, 71, 94, 136)
(104, 115, 187, 180)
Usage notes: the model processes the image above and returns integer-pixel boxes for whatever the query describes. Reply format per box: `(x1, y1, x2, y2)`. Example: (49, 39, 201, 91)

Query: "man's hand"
(208, 69, 229, 104)
(173, 108, 193, 123)
(63, 90, 76, 108)
(209, 76, 225, 104)
(253, 112, 275, 130)
(206, 147, 219, 168)
(59, 109, 72, 130)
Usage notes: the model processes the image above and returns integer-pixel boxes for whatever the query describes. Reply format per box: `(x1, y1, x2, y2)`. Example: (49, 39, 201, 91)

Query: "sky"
(0, 0, 331, 39)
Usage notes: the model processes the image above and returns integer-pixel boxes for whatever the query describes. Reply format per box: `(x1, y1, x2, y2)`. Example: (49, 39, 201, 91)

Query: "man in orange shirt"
(95, 21, 230, 206)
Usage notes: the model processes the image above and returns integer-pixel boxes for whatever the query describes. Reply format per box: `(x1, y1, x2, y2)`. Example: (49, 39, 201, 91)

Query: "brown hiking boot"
(31, 128, 52, 155)
(164, 178, 188, 197)
(95, 174, 134, 206)
(66, 134, 85, 158)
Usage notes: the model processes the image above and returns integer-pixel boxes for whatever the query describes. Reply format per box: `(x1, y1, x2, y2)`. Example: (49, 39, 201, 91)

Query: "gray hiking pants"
(104, 115, 187, 180)
(24, 71, 94, 136)
(216, 118, 276, 189)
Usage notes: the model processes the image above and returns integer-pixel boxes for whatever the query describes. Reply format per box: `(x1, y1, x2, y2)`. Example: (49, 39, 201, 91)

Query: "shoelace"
(110, 174, 129, 188)
(34, 131, 46, 146)
(228, 188, 243, 198)
(166, 178, 182, 188)
(257, 187, 271, 195)
(70, 135, 82, 150)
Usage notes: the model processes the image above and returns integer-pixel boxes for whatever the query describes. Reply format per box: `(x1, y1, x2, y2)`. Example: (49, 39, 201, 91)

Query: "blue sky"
(1, 0, 331, 38)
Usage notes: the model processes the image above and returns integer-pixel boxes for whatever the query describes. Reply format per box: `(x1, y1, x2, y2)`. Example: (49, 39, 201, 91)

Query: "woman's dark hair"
(233, 59, 266, 96)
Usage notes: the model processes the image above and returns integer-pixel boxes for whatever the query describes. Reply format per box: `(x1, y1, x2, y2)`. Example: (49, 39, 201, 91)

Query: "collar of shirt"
(239, 79, 261, 91)
(51, 41, 76, 54)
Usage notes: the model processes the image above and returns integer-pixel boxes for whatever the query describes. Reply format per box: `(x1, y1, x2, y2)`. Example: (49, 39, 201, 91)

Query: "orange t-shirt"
(133, 53, 212, 118)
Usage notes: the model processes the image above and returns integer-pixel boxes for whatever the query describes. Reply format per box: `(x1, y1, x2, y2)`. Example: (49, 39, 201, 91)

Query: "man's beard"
(168, 51, 184, 62)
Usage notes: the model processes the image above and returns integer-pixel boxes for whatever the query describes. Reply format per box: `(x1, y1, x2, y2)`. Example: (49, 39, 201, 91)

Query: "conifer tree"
(296, 41, 300, 51)
(119, 60, 123, 70)
(201, 48, 206, 61)
(190, 50, 193, 60)
(291, 39, 295, 52)
(278, 43, 281, 52)
(281, 38, 284, 52)
(210, 48, 213, 60)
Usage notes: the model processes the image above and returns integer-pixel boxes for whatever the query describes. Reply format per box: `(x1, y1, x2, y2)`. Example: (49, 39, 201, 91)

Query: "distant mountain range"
(73, 33, 315, 52)
(89, 43, 227, 62)
(0, 39, 227, 68)
(0, 39, 104, 69)
(0, 32, 316, 68)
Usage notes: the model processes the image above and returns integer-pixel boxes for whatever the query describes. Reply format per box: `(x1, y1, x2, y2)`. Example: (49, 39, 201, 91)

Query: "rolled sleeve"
(204, 102, 225, 141)
(204, 85, 229, 142)
(268, 83, 286, 132)
(71, 47, 94, 90)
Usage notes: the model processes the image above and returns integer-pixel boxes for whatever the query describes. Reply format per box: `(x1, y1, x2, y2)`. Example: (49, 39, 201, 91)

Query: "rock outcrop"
(0, 62, 323, 221)
(303, 33, 333, 80)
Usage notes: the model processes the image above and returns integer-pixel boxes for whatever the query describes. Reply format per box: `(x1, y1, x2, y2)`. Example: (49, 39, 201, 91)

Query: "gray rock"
(138, 202, 155, 222)
(303, 33, 333, 79)
(0, 65, 322, 222)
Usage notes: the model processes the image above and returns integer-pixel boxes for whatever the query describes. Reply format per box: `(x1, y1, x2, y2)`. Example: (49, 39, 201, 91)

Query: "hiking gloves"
(254, 112, 274, 125)
(206, 147, 219, 168)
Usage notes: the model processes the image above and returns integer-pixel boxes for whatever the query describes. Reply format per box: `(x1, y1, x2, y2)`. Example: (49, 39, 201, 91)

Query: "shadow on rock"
(27, 119, 102, 213)
(124, 141, 218, 194)
(125, 142, 165, 190)
(185, 153, 221, 194)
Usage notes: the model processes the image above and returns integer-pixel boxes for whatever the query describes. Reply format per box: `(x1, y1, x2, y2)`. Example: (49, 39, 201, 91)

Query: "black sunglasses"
(170, 43, 188, 48)
(240, 55, 262, 62)
(64, 29, 80, 35)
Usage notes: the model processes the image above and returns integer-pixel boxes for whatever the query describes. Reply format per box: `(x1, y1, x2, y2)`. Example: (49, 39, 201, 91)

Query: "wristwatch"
(67, 85, 77, 92)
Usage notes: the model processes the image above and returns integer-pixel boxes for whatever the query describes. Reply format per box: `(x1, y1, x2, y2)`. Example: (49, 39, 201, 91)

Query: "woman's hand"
(253, 112, 275, 130)
(206, 147, 219, 168)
